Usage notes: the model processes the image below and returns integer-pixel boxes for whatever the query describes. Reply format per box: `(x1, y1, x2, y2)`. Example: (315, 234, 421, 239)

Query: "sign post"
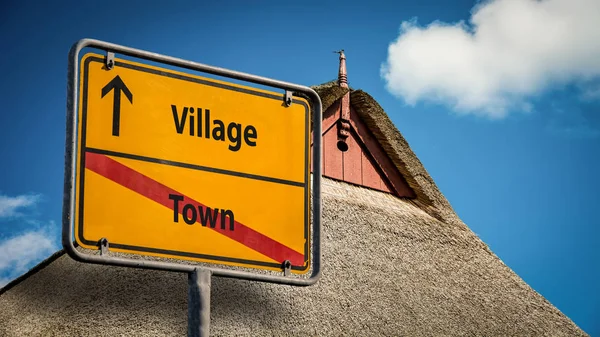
(63, 39, 322, 336)
(188, 268, 211, 337)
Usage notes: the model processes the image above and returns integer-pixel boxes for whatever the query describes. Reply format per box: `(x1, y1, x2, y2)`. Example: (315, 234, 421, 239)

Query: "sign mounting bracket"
(105, 51, 115, 70)
(282, 260, 292, 276)
(99, 238, 110, 256)
(284, 90, 293, 107)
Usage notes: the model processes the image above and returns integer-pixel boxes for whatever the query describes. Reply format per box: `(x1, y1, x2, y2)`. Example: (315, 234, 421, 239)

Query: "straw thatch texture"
(350, 90, 463, 225)
(0, 82, 586, 336)
(311, 80, 350, 112)
(0, 178, 586, 336)
(313, 82, 461, 225)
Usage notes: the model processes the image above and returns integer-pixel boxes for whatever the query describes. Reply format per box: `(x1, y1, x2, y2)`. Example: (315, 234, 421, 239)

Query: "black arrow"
(101, 75, 133, 137)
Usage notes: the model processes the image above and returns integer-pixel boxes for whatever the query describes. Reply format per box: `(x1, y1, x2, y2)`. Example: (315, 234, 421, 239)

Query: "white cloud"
(0, 194, 41, 218)
(381, 0, 600, 118)
(0, 225, 58, 287)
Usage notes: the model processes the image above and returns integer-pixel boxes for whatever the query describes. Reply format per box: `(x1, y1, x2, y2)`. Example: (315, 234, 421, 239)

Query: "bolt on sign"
(63, 40, 322, 284)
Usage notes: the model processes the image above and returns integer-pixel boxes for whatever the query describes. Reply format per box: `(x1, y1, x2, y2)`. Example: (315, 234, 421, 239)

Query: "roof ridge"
(0, 249, 66, 296)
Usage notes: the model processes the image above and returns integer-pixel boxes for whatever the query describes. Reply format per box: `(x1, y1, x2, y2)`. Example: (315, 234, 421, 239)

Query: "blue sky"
(0, 0, 598, 334)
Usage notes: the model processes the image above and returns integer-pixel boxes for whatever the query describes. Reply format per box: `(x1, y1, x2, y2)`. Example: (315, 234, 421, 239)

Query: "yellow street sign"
(74, 53, 310, 273)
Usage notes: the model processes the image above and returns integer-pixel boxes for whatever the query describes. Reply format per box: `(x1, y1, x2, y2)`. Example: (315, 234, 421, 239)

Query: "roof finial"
(334, 50, 348, 88)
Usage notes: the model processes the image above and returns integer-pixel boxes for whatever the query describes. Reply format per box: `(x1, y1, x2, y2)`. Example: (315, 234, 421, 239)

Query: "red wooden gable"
(311, 97, 416, 198)
(310, 51, 415, 198)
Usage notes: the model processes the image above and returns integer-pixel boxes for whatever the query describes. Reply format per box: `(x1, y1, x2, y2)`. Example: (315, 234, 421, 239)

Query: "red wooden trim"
(323, 100, 341, 135)
(342, 130, 362, 185)
(311, 96, 416, 199)
(320, 122, 398, 195)
(323, 127, 343, 180)
(349, 127, 395, 193)
(348, 107, 415, 198)
(312, 100, 340, 146)
(361, 145, 380, 189)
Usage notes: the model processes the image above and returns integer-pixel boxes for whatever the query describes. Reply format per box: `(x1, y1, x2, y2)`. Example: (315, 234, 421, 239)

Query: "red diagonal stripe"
(84, 152, 305, 266)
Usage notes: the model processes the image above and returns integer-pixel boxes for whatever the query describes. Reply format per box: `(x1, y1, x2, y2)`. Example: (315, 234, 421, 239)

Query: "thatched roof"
(0, 82, 587, 336)
(313, 81, 461, 225)
(0, 179, 586, 336)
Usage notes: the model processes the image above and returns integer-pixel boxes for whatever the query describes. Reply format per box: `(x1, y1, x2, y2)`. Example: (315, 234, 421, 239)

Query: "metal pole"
(188, 268, 211, 337)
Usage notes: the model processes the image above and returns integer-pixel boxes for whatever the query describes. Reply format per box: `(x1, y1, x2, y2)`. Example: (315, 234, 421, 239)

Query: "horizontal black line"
(115, 60, 309, 107)
(78, 205, 309, 271)
(112, 242, 308, 270)
(85, 147, 305, 187)
(109, 242, 286, 268)
(80, 238, 308, 271)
